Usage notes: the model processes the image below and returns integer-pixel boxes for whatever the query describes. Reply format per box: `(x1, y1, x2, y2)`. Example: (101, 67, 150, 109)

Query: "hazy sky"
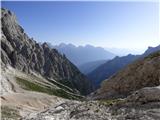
(2, 1, 159, 53)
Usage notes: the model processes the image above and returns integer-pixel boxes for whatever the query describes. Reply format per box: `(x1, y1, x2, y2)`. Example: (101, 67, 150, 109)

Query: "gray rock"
(126, 86, 160, 103)
(1, 8, 93, 95)
(23, 101, 112, 120)
(108, 86, 160, 120)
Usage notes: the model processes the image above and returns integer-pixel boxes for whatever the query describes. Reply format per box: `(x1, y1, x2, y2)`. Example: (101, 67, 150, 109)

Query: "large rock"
(126, 86, 160, 103)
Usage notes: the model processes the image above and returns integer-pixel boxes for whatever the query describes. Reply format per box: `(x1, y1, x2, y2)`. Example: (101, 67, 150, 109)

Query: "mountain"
(1, 8, 160, 120)
(105, 47, 144, 56)
(92, 50, 160, 100)
(54, 43, 115, 66)
(22, 51, 160, 120)
(141, 45, 160, 57)
(87, 54, 139, 89)
(78, 60, 107, 74)
(1, 8, 93, 95)
(87, 45, 160, 89)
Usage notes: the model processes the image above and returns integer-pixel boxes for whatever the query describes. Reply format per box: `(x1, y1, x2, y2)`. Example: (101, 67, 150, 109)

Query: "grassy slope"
(16, 77, 83, 100)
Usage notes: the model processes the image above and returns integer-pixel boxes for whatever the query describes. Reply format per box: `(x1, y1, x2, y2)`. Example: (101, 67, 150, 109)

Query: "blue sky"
(2, 1, 159, 54)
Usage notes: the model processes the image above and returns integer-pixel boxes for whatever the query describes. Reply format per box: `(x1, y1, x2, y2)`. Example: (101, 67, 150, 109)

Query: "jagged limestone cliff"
(1, 8, 93, 95)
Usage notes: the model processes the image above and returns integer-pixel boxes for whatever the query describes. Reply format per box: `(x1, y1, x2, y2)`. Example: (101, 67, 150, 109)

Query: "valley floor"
(2, 89, 160, 120)
(1, 67, 160, 120)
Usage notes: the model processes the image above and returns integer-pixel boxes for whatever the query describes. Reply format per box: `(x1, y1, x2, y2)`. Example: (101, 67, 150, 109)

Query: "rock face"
(92, 51, 160, 99)
(1, 8, 93, 95)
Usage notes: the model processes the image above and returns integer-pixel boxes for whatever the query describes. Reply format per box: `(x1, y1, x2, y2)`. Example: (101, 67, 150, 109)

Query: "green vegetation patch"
(47, 78, 74, 93)
(1, 106, 21, 120)
(16, 77, 83, 100)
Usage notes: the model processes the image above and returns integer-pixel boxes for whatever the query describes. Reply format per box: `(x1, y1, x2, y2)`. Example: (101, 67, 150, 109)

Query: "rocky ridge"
(1, 8, 93, 95)
(92, 51, 160, 100)
(87, 45, 160, 90)
(87, 54, 139, 89)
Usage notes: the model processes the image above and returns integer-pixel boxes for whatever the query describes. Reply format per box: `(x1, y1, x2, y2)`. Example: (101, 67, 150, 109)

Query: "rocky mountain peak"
(42, 42, 50, 49)
(1, 8, 93, 95)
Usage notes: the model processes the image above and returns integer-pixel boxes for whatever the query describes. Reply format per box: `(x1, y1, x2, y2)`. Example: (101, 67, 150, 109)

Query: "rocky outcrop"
(1, 8, 93, 95)
(92, 51, 160, 99)
(126, 86, 160, 103)
(108, 86, 160, 120)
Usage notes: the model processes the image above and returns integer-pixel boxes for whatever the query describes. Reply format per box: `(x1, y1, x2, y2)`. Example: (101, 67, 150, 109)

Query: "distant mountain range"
(87, 54, 139, 89)
(54, 43, 115, 66)
(105, 47, 144, 56)
(78, 60, 107, 74)
(87, 45, 160, 89)
(141, 45, 160, 57)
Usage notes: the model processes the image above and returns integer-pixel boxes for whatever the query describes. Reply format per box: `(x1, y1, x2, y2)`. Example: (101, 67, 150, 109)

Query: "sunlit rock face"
(1, 8, 93, 95)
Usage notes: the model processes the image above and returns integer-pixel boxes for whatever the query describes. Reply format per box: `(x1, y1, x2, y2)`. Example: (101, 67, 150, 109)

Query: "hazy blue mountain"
(54, 43, 115, 66)
(87, 54, 139, 89)
(105, 47, 144, 56)
(87, 44, 160, 89)
(78, 60, 107, 74)
(141, 45, 160, 57)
